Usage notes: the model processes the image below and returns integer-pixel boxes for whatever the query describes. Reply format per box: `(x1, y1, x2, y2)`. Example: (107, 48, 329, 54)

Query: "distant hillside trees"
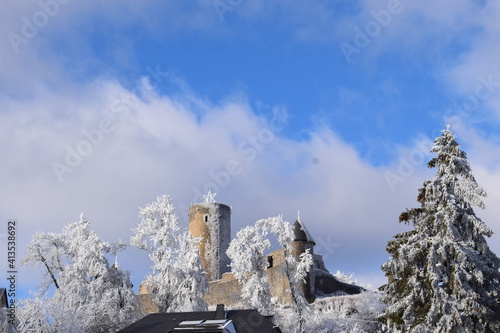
(18, 215, 137, 332)
(381, 127, 500, 332)
(131, 195, 208, 313)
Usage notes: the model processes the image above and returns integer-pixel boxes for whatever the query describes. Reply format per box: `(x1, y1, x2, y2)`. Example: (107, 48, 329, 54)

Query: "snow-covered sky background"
(1, 0, 500, 298)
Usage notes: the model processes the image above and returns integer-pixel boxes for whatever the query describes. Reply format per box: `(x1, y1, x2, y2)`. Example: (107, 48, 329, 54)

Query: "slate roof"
(293, 217, 316, 245)
(118, 309, 281, 333)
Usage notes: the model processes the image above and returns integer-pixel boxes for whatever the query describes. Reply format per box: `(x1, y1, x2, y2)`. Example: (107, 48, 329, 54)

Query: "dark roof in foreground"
(118, 309, 280, 333)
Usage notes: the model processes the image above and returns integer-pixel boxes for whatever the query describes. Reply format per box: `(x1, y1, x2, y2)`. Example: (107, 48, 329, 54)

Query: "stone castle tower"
(188, 192, 231, 281)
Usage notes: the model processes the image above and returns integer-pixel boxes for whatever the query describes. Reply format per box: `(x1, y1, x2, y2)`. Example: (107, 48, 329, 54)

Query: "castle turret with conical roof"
(293, 213, 316, 245)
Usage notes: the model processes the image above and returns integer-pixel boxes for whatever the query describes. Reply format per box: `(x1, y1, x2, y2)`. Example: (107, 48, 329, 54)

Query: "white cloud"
(0, 73, 418, 293)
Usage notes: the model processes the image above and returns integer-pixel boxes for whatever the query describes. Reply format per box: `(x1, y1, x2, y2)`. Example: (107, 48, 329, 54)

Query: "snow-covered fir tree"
(381, 126, 500, 332)
(19, 214, 137, 332)
(131, 195, 208, 313)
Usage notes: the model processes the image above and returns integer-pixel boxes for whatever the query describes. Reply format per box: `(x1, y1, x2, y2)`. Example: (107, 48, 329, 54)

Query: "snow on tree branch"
(131, 195, 208, 313)
(19, 214, 137, 332)
(381, 126, 500, 332)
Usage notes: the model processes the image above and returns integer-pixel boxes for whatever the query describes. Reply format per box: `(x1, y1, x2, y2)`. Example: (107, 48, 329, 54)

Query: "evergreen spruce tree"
(380, 126, 500, 332)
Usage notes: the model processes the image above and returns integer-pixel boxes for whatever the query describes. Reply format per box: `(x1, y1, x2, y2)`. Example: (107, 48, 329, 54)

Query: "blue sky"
(1, 0, 500, 299)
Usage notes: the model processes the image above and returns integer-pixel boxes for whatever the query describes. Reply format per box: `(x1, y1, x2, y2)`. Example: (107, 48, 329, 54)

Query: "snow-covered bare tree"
(19, 214, 137, 332)
(227, 215, 313, 332)
(0, 307, 15, 333)
(381, 126, 500, 332)
(226, 220, 273, 315)
(272, 216, 314, 333)
(131, 195, 208, 313)
(22, 231, 67, 292)
(273, 290, 385, 333)
(17, 292, 58, 333)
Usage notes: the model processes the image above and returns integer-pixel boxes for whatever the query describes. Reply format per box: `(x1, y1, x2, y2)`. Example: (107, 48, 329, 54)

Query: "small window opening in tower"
(267, 255, 274, 268)
(204, 215, 209, 223)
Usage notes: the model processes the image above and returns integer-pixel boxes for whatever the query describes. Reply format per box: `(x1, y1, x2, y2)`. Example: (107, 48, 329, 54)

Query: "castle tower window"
(204, 215, 209, 223)
(267, 255, 273, 268)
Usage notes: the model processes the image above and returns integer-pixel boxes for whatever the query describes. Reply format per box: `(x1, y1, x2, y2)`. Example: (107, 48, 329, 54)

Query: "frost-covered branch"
(19, 214, 137, 332)
(228, 215, 314, 332)
(381, 127, 500, 332)
(131, 195, 208, 313)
